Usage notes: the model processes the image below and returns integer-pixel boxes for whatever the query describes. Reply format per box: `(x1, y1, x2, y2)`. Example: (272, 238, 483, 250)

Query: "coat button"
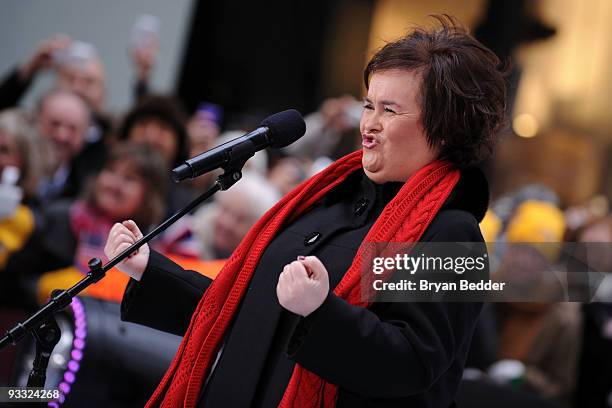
(354, 198, 369, 215)
(304, 232, 321, 246)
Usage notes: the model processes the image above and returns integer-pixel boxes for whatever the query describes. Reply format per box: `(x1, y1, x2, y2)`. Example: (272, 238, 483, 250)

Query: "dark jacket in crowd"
(121, 168, 489, 408)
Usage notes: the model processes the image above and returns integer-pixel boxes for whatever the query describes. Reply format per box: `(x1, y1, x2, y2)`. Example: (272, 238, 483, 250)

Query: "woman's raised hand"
(104, 220, 150, 281)
(277, 255, 330, 317)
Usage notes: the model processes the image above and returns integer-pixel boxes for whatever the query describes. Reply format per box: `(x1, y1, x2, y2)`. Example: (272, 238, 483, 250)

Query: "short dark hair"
(364, 14, 507, 167)
(118, 95, 189, 167)
(83, 142, 167, 227)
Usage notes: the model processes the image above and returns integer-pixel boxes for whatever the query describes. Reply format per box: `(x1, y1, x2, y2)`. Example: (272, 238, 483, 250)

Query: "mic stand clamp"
(0, 165, 248, 400)
(27, 315, 60, 388)
(216, 137, 257, 190)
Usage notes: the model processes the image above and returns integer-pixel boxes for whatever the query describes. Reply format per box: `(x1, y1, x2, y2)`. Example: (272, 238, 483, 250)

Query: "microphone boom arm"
(0, 163, 247, 351)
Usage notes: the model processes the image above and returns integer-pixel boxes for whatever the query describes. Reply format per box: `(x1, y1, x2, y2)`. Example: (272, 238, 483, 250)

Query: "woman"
(156, 171, 280, 259)
(0, 109, 43, 202)
(191, 171, 281, 259)
(0, 109, 42, 275)
(4, 143, 167, 305)
(105, 15, 506, 408)
(118, 95, 189, 169)
(117, 94, 197, 217)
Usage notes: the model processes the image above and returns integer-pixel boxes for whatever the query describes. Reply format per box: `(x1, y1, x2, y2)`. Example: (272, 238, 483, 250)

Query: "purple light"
(71, 349, 83, 361)
(55, 297, 87, 406)
(64, 371, 76, 384)
(75, 327, 86, 339)
(48, 402, 59, 408)
(68, 360, 80, 372)
(73, 338, 85, 350)
(59, 382, 71, 394)
(72, 298, 84, 312)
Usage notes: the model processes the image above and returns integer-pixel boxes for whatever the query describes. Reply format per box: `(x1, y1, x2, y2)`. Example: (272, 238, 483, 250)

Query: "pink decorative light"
(49, 297, 86, 407)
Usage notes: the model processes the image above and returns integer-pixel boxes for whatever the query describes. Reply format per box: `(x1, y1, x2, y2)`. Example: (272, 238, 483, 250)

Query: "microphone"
(172, 109, 306, 182)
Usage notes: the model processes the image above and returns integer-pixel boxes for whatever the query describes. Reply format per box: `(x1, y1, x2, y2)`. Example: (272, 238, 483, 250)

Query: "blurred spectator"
(267, 156, 307, 196)
(118, 94, 188, 167)
(130, 14, 161, 100)
(0, 110, 42, 271)
(491, 184, 560, 231)
(575, 215, 612, 242)
(132, 44, 158, 99)
(190, 171, 280, 259)
(565, 196, 610, 238)
(2, 143, 167, 306)
(491, 199, 581, 404)
(505, 200, 566, 260)
(35, 88, 93, 202)
(0, 34, 72, 110)
(0, 109, 44, 202)
(117, 94, 195, 216)
(184, 102, 222, 191)
(283, 94, 361, 160)
(188, 103, 222, 158)
(55, 42, 106, 115)
(0, 35, 106, 115)
(573, 216, 612, 301)
(0, 35, 110, 178)
(574, 216, 612, 407)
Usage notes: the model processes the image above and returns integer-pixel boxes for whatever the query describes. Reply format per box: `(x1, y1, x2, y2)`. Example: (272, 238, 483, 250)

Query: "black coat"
(121, 168, 489, 408)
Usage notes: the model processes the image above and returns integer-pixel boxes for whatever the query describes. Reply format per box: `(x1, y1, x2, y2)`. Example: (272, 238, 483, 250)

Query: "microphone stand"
(0, 162, 248, 396)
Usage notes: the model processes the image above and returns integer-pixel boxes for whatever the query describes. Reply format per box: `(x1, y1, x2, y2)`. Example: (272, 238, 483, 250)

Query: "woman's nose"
(361, 109, 382, 133)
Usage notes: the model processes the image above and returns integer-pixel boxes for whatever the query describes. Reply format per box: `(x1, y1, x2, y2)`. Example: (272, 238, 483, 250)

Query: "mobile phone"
(53, 41, 98, 68)
(130, 14, 161, 51)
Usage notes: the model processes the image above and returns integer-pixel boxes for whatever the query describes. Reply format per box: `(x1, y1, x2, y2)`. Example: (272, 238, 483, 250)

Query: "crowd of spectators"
(0, 32, 611, 408)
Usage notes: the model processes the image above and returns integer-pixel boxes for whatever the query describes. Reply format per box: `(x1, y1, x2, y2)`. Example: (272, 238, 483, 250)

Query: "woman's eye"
(363, 104, 374, 110)
(384, 107, 396, 114)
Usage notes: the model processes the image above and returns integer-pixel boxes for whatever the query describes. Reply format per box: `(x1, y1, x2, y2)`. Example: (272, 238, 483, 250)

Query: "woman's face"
(268, 158, 305, 195)
(360, 69, 439, 183)
(95, 161, 146, 221)
(129, 118, 178, 165)
(187, 115, 219, 158)
(212, 192, 256, 256)
(0, 131, 22, 174)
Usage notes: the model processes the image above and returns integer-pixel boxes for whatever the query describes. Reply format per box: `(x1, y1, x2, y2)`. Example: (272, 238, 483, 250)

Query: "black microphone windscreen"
(259, 109, 306, 148)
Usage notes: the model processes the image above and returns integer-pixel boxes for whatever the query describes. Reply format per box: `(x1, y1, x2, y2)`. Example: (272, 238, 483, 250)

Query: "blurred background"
(0, 0, 611, 407)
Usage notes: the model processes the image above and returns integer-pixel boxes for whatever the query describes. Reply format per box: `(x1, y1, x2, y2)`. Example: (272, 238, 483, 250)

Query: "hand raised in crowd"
(104, 220, 150, 281)
(277, 255, 330, 317)
(131, 38, 159, 82)
(319, 94, 359, 133)
(19, 34, 72, 80)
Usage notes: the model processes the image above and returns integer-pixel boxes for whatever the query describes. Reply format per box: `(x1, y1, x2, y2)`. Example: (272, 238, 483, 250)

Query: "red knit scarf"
(146, 150, 460, 408)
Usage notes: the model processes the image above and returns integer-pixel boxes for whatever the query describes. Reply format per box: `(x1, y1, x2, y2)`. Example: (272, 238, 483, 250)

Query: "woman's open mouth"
(362, 135, 378, 149)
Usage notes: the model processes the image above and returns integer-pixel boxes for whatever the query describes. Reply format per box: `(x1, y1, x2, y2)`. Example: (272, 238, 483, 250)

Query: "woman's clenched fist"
(277, 256, 330, 317)
(104, 220, 149, 281)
